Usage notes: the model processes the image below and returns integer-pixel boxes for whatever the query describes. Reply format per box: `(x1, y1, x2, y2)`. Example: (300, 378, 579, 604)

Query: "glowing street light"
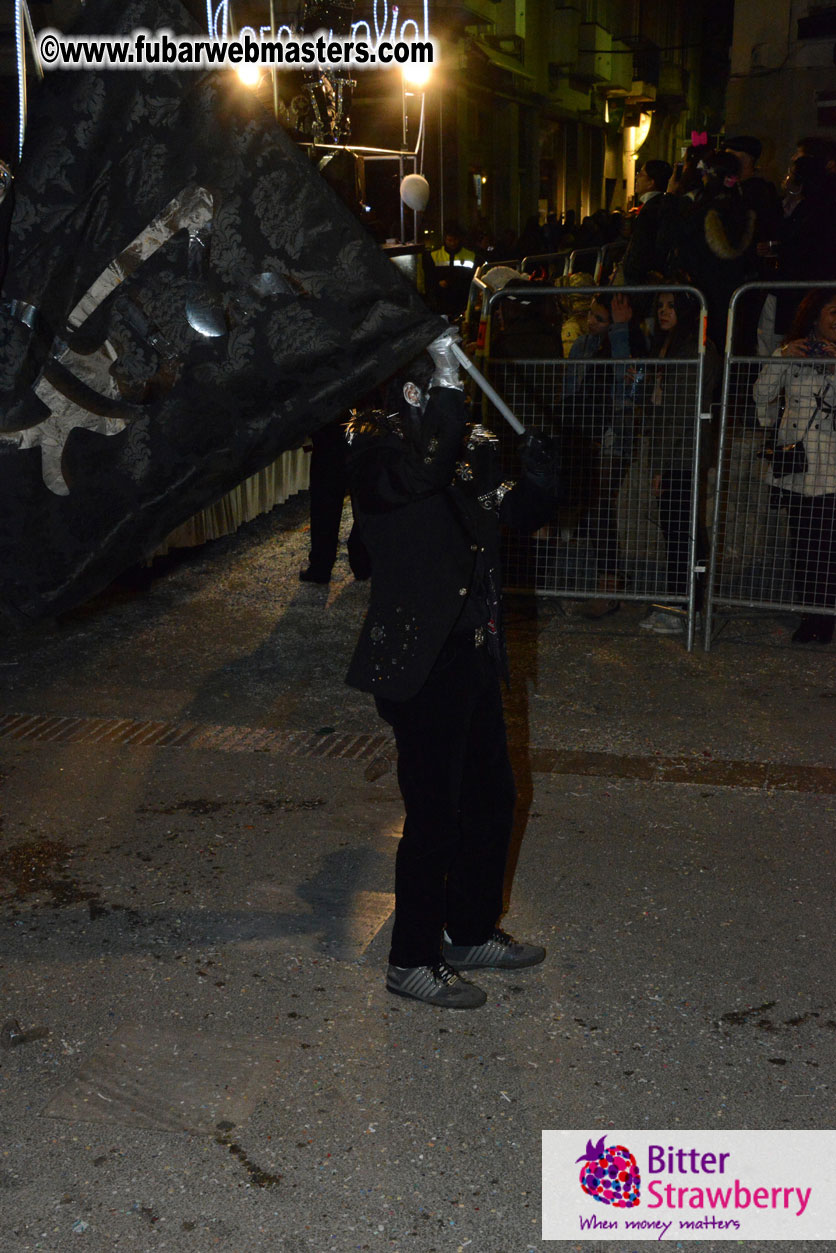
(402, 60, 432, 90)
(235, 63, 262, 88)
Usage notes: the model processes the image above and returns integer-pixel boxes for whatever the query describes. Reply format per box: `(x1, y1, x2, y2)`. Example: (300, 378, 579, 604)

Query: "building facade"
(0, 0, 733, 243)
(725, 0, 836, 185)
(368, 0, 732, 242)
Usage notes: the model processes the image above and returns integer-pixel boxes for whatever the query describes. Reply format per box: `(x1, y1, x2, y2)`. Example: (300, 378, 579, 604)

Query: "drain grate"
(0, 711, 392, 760)
(1, 712, 835, 793)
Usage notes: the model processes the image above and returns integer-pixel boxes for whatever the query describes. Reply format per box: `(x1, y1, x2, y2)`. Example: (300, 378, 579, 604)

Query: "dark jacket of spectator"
(563, 295, 647, 456)
(641, 290, 721, 479)
(489, 295, 564, 360)
(622, 160, 675, 284)
(672, 153, 756, 345)
(722, 136, 782, 272)
(739, 176, 782, 257)
(774, 157, 836, 335)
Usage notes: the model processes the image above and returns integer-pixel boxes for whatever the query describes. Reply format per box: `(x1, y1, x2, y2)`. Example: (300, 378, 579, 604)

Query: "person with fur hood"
(671, 150, 756, 347)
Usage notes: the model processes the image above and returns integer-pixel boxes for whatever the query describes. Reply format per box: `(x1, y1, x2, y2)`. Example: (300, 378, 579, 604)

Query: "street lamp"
(624, 110, 652, 203)
(402, 61, 432, 91)
(235, 64, 262, 88)
(400, 64, 430, 150)
(399, 64, 431, 243)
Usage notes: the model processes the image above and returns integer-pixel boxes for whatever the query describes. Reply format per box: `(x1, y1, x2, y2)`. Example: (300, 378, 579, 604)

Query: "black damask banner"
(0, 0, 442, 619)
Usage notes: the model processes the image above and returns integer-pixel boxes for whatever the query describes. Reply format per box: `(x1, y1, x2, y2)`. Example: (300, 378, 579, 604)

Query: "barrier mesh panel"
(488, 355, 704, 605)
(710, 355, 836, 613)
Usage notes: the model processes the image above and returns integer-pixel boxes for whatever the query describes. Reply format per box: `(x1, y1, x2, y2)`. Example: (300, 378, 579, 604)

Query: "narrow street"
(1, 495, 834, 1252)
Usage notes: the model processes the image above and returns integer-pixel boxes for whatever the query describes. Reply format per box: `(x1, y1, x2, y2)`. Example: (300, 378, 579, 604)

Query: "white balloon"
(400, 174, 430, 212)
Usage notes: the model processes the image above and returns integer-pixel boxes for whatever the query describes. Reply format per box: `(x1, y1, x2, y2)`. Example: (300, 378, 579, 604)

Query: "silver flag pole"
(450, 342, 526, 435)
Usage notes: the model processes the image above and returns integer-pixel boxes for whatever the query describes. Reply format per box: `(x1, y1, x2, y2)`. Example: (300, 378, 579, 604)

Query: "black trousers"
(576, 451, 630, 579)
(780, 490, 836, 610)
(307, 419, 370, 578)
(375, 640, 516, 968)
(658, 465, 705, 607)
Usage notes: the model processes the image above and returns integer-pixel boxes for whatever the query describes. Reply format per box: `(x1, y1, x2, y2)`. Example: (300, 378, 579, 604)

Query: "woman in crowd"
(753, 288, 836, 644)
(563, 290, 648, 617)
(639, 289, 720, 634)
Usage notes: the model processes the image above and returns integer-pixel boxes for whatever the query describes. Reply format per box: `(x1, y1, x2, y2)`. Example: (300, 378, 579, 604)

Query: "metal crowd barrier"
(704, 281, 836, 649)
(596, 240, 628, 285)
(466, 246, 628, 349)
(520, 243, 625, 283)
(477, 284, 711, 651)
(520, 250, 572, 279)
(565, 246, 600, 278)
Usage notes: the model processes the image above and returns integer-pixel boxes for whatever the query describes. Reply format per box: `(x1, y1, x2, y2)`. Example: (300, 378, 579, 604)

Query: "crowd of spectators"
(424, 132, 836, 340)
(418, 134, 836, 643)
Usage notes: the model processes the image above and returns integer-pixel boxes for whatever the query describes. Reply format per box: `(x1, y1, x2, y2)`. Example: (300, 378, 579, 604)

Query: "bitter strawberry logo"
(577, 1136, 641, 1207)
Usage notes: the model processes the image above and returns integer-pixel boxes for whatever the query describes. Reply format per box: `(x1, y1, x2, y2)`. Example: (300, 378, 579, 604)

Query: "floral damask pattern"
(0, 0, 442, 619)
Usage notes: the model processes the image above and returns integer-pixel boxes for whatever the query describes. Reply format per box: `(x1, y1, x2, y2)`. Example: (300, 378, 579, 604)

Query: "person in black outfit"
(794, 137, 836, 212)
(722, 137, 782, 247)
(345, 330, 558, 1008)
(299, 415, 370, 584)
(721, 136, 782, 353)
(622, 159, 674, 285)
(673, 151, 755, 348)
(771, 156, 836, 341)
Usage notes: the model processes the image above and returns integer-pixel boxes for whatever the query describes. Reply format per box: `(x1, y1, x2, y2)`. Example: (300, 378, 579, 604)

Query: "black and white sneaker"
(386, 959, 487, 1009)
(443, 927, 546, 971)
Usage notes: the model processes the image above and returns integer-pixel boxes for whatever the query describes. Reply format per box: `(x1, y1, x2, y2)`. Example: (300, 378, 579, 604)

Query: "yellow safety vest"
(429, 245, 476, 270)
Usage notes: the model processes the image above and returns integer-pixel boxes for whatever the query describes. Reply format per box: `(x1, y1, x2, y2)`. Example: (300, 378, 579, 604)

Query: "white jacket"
(754, 350, 836, 497)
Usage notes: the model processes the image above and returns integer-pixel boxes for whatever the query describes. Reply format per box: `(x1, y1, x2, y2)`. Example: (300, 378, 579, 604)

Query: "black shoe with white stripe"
(386, 959, 487, 1009)
(443, 927, 546, 971)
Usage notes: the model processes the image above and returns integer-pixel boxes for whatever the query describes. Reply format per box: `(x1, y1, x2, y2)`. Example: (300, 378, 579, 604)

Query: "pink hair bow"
(691, 130, 708, 147)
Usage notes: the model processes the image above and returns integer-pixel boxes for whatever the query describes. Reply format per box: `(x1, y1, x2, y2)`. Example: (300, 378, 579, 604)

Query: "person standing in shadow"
(299, 415, 371, 584)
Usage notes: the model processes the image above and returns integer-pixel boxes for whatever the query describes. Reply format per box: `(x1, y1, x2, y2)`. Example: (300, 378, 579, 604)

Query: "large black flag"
(0, 0, 442, 619)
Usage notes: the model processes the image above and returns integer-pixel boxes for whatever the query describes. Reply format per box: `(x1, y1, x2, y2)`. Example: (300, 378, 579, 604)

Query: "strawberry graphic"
(577, 1136, 641, 1207)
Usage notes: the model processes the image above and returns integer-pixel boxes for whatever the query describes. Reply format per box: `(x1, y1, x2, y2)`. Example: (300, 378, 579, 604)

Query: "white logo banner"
(543, 1130, 836, 1241)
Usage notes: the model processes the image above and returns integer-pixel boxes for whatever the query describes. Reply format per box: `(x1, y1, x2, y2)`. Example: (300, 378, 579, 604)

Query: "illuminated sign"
(207, 0, 431, 45)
